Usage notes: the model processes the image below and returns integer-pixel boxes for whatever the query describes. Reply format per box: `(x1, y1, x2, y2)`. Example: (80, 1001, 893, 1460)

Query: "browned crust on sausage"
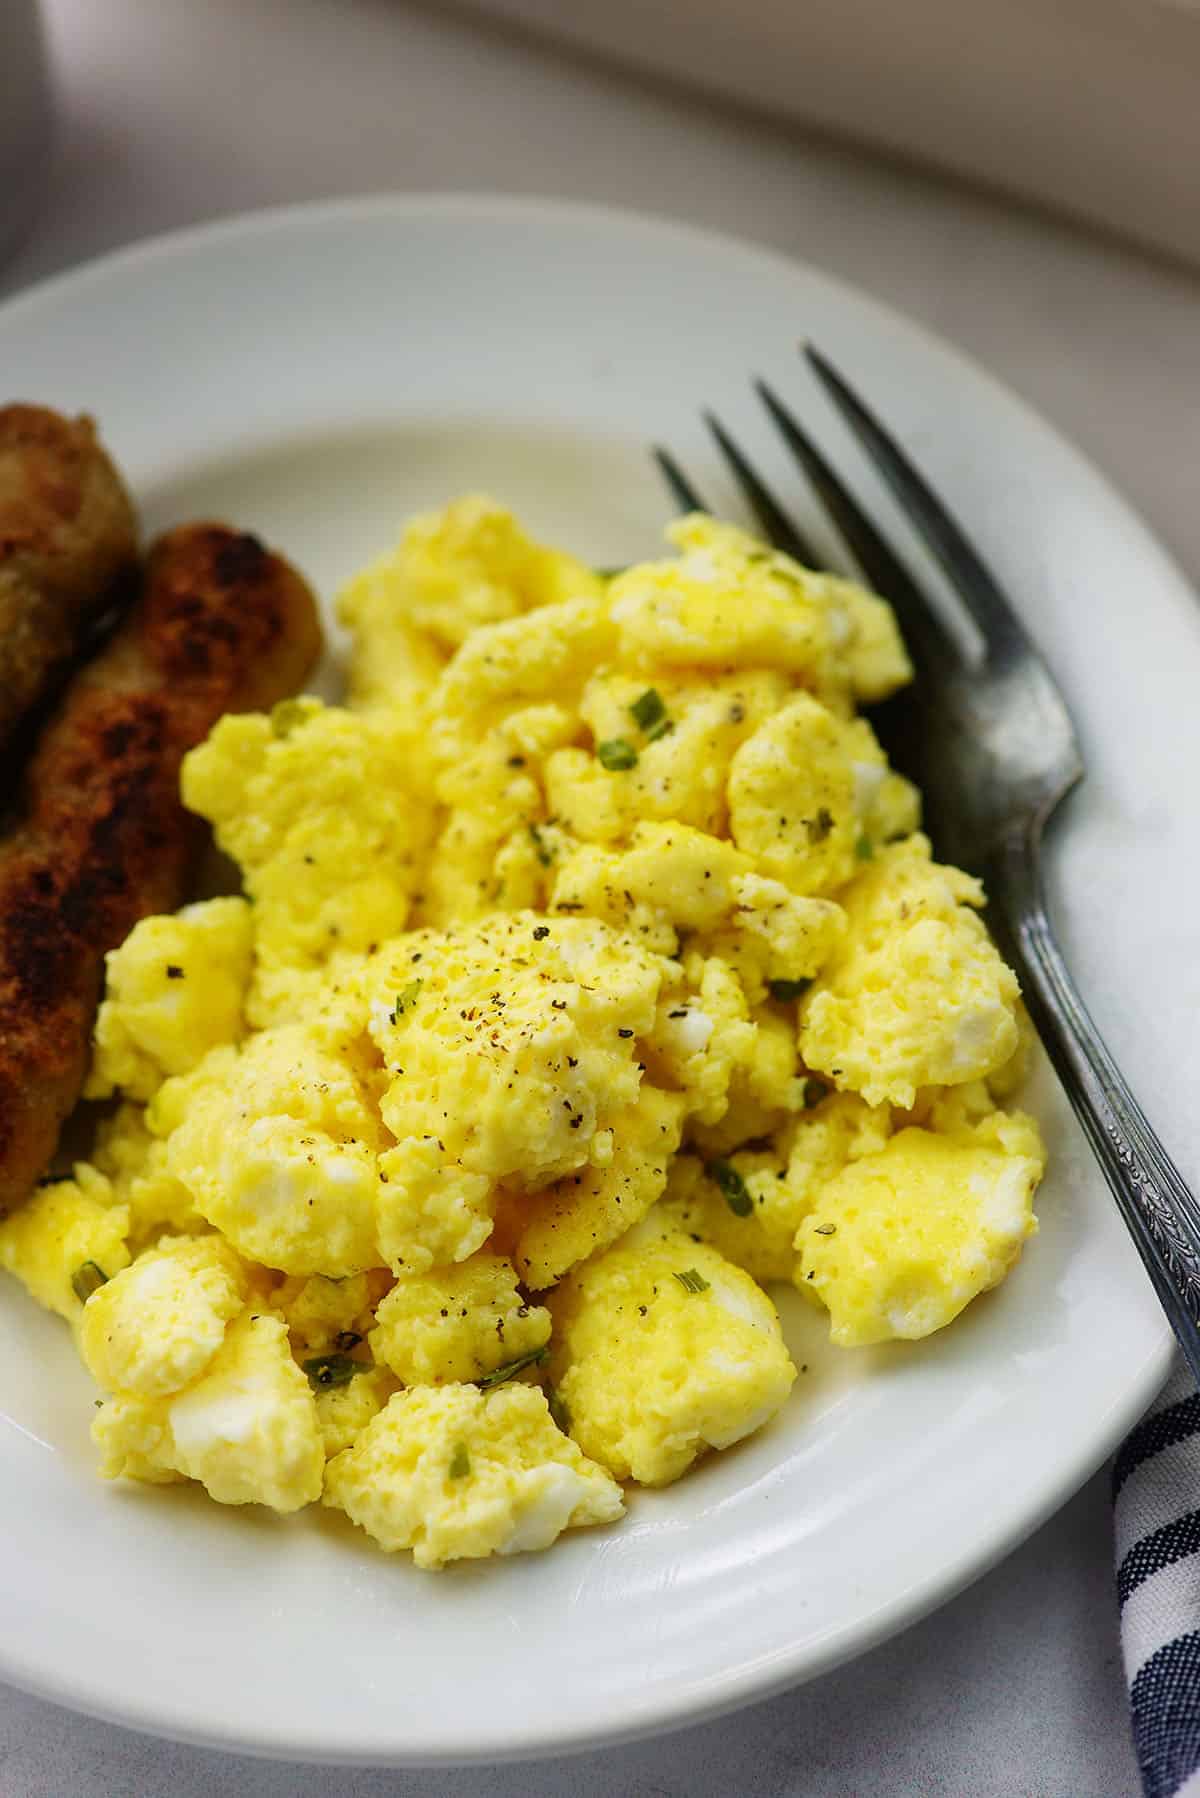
(0, 523, 322, 1215)
(0, 406, 139, 752)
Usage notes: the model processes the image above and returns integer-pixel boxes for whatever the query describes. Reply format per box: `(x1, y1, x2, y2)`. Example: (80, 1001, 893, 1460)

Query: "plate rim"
(0, 189, 1178, 1765)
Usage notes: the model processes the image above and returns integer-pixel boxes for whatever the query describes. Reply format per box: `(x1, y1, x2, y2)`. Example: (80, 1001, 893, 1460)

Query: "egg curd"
(0, 497, 1045, 1568)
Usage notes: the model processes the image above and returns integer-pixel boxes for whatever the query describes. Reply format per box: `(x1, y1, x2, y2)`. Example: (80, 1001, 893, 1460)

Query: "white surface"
(5, 0, 1200, 1789)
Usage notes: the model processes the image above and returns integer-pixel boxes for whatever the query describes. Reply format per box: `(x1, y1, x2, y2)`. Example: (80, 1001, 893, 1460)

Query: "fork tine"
(652, 445, 709, 515)
(803, 345, 1027, 659)
(701, 411, 820, 566)
(754, 377, 962, 674)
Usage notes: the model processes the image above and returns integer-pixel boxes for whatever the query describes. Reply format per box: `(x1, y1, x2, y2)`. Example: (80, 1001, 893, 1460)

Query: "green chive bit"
(630, 688, 667, 733)
(547, 1387, 572, 1434)
(302, 1353, 369, 1392)
(391, 979, 423, 1023)
(71, 1261, 109, 1304)
(269, 697, 314, 739)
(448, 1441, 471, 1480)
(476, 1344, 549, 1391)
(855, 834, 874, 861)
(706, 1159, 753, 1218)
(767, 977, 811, 1003)
(674, 1268, 710, 1295)
(596, 738, 638, 772)
(529, 823, 553, 867)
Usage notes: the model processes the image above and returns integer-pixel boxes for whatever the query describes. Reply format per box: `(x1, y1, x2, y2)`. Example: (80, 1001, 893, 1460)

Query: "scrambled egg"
(79, 1234, 247, 1395)
(324, 1383, 623, 1567)
(369, 1255, 551, 1385)
(795, 1111, 1044, 1344)
(548, 1230, 796, 1485)
(0, 498, 1045, 1568)
(0, 1166, 130, 1321)
(94, 1310, 324, 1510)
(86, 897, 254, 1102)
(799, 836, 1021, 1108)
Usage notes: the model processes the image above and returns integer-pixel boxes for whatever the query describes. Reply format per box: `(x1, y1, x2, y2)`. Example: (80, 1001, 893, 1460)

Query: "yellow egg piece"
(549, 1229, 796, 1485)
(795, 1121, 1043, 1345)
(818, 570, 914, 704)
(79, 1234, 247, 1396)
(86, 897, 253, 1102)
(369, 1253, 551, 1385)
(94, 1310, 324, 1512)
(339, 493, 602, 672)
(609, 514, 833, 679)
(366, 913, 670, 1272)
(272, 1269, 390, 1357)
(161, 1026, 386, 1276)
(508, 1086, 686, 1289)
(91, 1104, 209, 1249)
(0, 1167, 130, 1321)
(181, 699, 435, 1024)
(313, 1365, 399, 1459)
(727, 693, 859, 895)
(800, 835, 1021, 1107)
(324, 1382, 623, 1567)
(653, 1091, 892, 1284)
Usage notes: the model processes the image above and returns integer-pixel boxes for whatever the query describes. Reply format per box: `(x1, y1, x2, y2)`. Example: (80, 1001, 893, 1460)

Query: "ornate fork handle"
(991, 827, 1200, 1383)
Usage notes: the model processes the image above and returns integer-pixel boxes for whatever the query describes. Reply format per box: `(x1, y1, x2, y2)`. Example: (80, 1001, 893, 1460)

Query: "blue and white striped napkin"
(1116, 1360, 1200, 1797)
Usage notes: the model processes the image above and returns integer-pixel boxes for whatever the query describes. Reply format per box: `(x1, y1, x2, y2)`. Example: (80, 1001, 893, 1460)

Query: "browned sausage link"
(0, 523, 322, 1215)
(0, 407, 139, 754)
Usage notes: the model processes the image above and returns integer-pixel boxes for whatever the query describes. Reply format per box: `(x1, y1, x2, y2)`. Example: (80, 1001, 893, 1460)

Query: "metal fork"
(656, 348, 1200, 1383)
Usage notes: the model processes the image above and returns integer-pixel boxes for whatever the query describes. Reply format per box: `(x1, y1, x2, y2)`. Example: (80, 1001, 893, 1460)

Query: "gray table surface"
(7, 0, 1200, 1790)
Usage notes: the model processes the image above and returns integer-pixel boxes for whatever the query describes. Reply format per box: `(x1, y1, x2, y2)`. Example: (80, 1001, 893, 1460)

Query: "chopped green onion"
(674, 1268, 710, 1295)
(476, 1344, 549, 1390)
(812, 1223, 837, 1236)
(547, 1387, 572, 1434)
(855, 834, 874, 861)
(706, 1159, 753, 1218)
(767, 977, 811, 1003)
(71, 1260, 109, 1304)
(269, 697, 312, 739)
(392, 979, 423, 1021)
(448, 1441, 471, 1480)
(596, 737, 638, 771)
(303, 1353, 370, 1391)
(630, 688, 667, 733)
(529, 822, 553, 867)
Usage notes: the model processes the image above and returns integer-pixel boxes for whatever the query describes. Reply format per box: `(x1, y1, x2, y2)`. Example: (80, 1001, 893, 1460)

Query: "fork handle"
(991, 830, 1200, 1385)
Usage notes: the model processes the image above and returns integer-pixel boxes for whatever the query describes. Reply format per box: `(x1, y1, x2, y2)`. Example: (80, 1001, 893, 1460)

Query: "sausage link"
(0, 523, 322, 1214)
(0, 406, 139, 753)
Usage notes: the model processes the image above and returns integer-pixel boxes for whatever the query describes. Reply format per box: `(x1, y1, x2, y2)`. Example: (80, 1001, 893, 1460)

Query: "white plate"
(0, 195, 1187, 1765)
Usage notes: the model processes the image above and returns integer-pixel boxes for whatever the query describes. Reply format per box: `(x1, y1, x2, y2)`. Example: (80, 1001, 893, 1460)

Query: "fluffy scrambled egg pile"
(0, 498, 1046, 1569)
